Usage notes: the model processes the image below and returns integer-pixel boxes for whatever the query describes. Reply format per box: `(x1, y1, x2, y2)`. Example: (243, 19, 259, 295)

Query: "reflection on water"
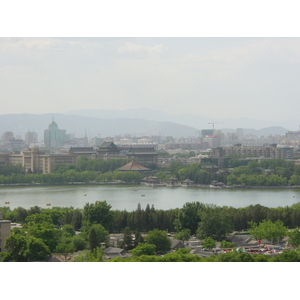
(1, 185, 300, 211)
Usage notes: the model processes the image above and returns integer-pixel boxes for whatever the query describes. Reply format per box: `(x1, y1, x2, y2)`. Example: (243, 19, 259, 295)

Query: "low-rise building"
(0, 211, 11, 252)
(96, 141, 122, 159)
(203, 136, 221, 148)
(103, 247, 131, 259)
(0, 153, 9, 165)
(211, 144, 294, 160)
(126, 147, 158, 167)
(8, 147, 77, 174)
(68, 147, 96, 158)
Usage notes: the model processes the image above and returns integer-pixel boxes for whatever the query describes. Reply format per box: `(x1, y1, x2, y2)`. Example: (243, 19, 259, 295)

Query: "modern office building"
(44, 121, 66, 148)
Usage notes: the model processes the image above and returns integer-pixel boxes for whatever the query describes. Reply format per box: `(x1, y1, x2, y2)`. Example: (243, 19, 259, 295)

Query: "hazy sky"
(1, 37, 300, 121)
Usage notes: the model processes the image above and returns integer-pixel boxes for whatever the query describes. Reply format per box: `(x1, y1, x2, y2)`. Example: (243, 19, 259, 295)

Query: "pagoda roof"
(99, 141, 118, 148)
(117, 160, 150, 171)
(127, 147, 158, 155)
(69, 147, 95, 153)
(97, 141, 120, 153)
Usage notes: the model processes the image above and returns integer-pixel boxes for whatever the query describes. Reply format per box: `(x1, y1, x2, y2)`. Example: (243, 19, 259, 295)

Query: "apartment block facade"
(211, 144, 294, 160)
(8, 148, 77, 174)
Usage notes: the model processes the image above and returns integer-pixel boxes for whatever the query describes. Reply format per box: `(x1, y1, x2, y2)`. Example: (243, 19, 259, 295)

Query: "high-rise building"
(25, 131, 38, 146)
(44, 121, 66, 148)
(2, 131, 14, 143)
(201, 129, 214, 138)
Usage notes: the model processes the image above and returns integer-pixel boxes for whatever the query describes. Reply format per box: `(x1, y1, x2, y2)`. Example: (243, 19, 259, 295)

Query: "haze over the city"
(1, 37, 300, 126)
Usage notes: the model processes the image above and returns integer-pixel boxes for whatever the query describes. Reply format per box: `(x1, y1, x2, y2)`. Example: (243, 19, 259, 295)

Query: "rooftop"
(127, 147, 158, 155)
(69, 147, 95, 153)
(118, 160, 150, 171)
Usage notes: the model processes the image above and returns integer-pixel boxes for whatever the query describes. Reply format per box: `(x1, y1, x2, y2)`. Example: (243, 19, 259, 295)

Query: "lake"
(1, 185, 300, 211)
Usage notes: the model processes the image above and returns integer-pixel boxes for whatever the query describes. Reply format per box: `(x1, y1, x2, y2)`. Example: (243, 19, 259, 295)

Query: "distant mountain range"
(0, 113, 202, 139)
(66, 108, 299, 131)
(0, 109, 295, 140)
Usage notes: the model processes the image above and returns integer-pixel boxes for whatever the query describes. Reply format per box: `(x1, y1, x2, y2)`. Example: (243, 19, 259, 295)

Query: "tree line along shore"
(1, 157, 300, 188)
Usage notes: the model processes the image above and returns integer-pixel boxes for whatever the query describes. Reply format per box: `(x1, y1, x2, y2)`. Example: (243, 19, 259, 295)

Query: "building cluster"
(0, 140, 159, 174)
(0, 121, 299, 174)
(211, 143, 294, 160)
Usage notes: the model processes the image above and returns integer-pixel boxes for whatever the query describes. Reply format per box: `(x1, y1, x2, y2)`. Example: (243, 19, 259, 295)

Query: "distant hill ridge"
(66, 108, 298, 132)
(0, 113, 200, 138)
(0, 111, 292, 139)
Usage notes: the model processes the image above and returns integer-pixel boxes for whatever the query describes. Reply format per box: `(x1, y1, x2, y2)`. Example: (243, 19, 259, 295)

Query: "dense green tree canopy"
(23, 213, 58, 252)
(121, 227, 134, 250)
(144, 229, 171, 254)
(174, 229, 191, 242)
(174, 202, 205, 235)
(288, 228, 300, 248)
(55, 241, 75, 262)
(88, 224, 109, 250)
(248, 219, 288, 244)
(129, 243, 157, 256)
(73, 247, 103, 262)
(82, 201, 114, 229)
(0, 228, 50, 262)
(201, 237, 216, 250)
(196, 206, 233, 241)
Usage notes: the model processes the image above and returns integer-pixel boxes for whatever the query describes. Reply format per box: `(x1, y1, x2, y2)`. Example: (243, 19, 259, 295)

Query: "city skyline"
(1, 37, 300, 123)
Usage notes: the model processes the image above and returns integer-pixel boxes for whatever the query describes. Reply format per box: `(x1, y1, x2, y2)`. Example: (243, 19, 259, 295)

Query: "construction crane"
(208, 122, 224, 135)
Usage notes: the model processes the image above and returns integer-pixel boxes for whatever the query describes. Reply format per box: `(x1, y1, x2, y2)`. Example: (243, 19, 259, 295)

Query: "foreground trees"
(22, 214, 58, 252)
(173, 202, 205, 235)
(73, 247, 103, 262)
(82, 201, 114, 230)
(0, 230, 50, 262)
(144, 229, 171, 254)
(88, 224, 109, 250)
(4, 198, 300, 262)
(174, 229, 191, 243)
(196, 205, 232, 241)
(248, 219, 288, 244)
(287, 228, 300, 248)
(129, 243, 156, 256)
(201, 237, 216, 250)
(110, 248, 300, 262)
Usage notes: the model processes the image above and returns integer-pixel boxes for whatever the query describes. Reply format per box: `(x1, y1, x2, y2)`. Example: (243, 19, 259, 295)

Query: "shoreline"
(0, 182, 300, 190)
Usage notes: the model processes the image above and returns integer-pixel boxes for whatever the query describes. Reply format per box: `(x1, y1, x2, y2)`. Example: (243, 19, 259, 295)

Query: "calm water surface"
(1, 185, 300, 211)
